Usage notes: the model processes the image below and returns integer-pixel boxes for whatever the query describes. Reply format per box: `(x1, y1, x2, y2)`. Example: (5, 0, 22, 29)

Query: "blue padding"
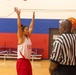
(0, 18, 59, 34)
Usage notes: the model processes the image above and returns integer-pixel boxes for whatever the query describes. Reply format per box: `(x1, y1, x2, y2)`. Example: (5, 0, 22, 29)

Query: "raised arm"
(14, 7, 24, 44)
(29, 12, 35, 36)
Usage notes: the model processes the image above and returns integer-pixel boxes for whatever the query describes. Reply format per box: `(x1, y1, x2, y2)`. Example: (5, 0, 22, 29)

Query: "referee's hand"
(49, 67, 53, 75)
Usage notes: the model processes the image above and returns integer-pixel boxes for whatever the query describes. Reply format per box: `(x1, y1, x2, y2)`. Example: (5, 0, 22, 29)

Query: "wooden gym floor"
(0, 60, 50, 75)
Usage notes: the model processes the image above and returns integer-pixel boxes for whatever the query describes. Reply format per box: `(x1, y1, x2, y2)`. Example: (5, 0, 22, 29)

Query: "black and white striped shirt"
(50, 33, 76, 66)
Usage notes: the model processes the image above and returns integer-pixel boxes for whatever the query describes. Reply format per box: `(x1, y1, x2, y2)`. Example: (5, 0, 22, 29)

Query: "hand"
(14, 7, 21, 15)
(49, 68, 53, 75)
(33, 11, 35, 19)
(49, 70, 53, 75)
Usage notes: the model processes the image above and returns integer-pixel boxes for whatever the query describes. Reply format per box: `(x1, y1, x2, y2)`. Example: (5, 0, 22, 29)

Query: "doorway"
(49, 28, 59, 59)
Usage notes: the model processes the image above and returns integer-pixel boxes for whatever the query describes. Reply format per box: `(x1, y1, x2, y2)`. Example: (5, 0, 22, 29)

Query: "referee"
(49, 19, 76, 75)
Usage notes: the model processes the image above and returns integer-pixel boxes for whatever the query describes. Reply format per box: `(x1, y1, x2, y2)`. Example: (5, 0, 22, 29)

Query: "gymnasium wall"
(0, 0, 76, 59)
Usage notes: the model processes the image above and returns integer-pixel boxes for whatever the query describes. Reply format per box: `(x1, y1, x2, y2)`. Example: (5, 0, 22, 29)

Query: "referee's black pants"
(53, 65, 76, 75)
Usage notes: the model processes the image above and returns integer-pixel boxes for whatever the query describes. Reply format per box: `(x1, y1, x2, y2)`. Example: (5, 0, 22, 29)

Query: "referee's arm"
(49, 61, 58, 75)
(49, 41, 62, 75)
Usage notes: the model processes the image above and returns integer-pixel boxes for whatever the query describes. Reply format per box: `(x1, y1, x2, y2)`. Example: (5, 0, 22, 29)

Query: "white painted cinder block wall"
(0, 0, 76, 19)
